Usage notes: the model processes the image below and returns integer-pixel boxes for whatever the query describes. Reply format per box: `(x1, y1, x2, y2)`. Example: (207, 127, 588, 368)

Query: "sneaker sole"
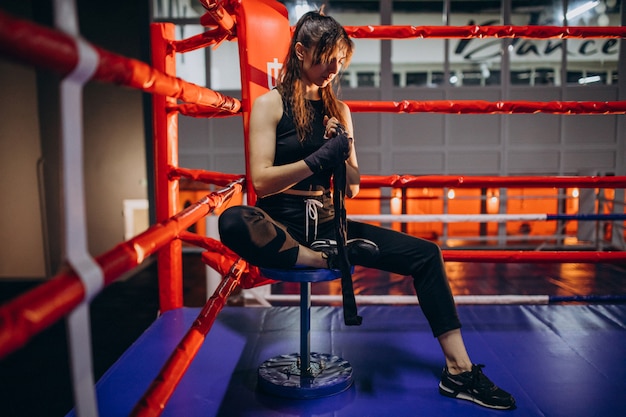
(438, 382, 516, 410)
(310, 238, 378, 249)
(346, 238, 377, 247)
(309, 239, 337, 250)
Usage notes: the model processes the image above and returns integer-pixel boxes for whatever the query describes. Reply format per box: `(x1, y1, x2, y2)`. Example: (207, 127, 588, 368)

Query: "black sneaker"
(439, 364, 516, 410)
(310, 238, 379, 269)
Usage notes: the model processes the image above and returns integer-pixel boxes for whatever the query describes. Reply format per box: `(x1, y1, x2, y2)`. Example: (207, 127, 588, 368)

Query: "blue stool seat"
(257, 267, 354, 399)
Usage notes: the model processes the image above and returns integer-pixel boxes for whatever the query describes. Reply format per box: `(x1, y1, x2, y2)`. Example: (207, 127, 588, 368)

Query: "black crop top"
(274, 98, 333, 191)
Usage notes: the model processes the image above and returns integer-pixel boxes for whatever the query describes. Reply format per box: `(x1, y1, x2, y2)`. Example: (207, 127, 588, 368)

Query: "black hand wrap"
(332, 148, 363, 326)
(303, 133, 350, 174)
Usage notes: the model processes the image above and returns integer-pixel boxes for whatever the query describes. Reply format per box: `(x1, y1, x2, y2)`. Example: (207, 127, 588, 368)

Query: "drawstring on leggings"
(304, 198, 323, 243)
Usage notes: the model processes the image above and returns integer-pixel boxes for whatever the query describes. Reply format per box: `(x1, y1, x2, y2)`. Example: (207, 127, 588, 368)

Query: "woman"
(219, 11, 515, 410)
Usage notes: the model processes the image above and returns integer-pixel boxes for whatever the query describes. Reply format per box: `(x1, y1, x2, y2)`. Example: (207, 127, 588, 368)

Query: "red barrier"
(168, 168, 244, 186)
(346, 100, 626, 115)
(173, 103, 241, 118)
(0, 182, 242, 360)
(234, 0, 291, 204)
(360, 175, 626, 189)
(179, 231, 276, 289)
(344, 25, 626, 39)
(130, 257, 246, 417)
(151, 22, 184, 312)
(443, 250, 626, 263)
(0, 10, 240, 113)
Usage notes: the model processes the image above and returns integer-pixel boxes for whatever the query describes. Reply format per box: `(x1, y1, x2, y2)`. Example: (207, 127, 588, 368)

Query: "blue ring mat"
(67, 304, 626, 417)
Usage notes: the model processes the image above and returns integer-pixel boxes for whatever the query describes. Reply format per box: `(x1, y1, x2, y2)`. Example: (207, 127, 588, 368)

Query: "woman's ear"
(295, 42, 305, 61)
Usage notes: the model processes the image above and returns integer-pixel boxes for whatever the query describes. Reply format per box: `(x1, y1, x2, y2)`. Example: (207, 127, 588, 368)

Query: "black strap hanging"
(332, 156, 362, 326)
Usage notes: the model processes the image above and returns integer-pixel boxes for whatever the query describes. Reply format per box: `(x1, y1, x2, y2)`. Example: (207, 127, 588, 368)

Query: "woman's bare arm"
(248, 90, 314, 198)
(338, 102, 360, 198)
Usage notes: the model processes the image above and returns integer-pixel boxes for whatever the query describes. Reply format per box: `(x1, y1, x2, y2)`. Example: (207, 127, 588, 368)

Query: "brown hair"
(277, 11, 354, 142)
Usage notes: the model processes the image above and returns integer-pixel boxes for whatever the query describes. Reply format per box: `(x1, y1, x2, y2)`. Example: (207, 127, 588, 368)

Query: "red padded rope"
(344, 25, 626, 39)
(359, 175, 626, 189)
(0, 181, 243, 359)
(131, 260, 246, 416)
(346, 100, 626, 115)
(168, 168, 244, 186)
(179, 231, 276, 289)
(0, 10, 240, 113)
(130, 257, 246, 417)
(442, 250, 626, 263)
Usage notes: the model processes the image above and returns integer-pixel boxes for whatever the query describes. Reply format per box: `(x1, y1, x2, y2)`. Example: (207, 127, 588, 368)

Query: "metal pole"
(300, 281, 311, 375)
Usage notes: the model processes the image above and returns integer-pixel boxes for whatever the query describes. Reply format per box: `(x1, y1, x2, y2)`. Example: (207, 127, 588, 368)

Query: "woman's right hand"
(303, 133, 351, 174)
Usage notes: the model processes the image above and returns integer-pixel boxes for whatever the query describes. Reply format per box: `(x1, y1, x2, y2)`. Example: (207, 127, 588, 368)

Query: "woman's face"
(298, 43, 347, 88)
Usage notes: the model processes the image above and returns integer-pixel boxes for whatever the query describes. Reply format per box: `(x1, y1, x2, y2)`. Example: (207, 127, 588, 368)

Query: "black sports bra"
(274, 98, 332, 192)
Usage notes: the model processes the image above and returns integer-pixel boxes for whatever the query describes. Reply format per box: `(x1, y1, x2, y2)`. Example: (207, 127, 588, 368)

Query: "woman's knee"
(218, 206, 261, 251)
(218, 205, 246, 236)
(422, 239, 444, 261)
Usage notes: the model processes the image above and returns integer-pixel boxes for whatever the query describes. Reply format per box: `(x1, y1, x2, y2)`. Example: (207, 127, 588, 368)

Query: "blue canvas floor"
(71, 304, 626, 417)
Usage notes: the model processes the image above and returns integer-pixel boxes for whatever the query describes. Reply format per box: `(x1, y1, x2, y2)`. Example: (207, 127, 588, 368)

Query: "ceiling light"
(566, 1, 600, 21)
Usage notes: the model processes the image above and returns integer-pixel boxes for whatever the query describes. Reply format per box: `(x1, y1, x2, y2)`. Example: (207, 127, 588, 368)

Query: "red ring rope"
(0, 181, 243, 359)
(442, 250, 626, 263)
(0, 10, 240, 113)
(344, 25, 626, 39)
(346, 100, 626, 115)
(359, 174, 626, 189)
(130, 257, 246, 417)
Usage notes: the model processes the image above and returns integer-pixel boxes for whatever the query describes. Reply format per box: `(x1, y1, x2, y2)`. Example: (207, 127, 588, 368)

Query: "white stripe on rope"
(58, 9, 103, 302)
(55, 1, 101, 416)
(349, 214, 549, 222)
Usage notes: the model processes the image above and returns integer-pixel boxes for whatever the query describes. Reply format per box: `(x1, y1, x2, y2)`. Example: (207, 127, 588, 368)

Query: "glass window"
(328, 1, 381, 89)
(174, 24, 208, 87)
(510, 0, 621, 87)
(406, 72, 428, 87)
(511, 69, 532, 85)
(486, 69, 501, 85)
(509, 1, 564, 86)
(450, 0, 503, 87)
(392, 1, 445, 88)
(339, 72, 352, 88)
(357, 71, 377, 87)
(152, 0, 205, 20)
(393, 73, 401, 86)
(155, 0, 621, 90)
(431, 71, 446, 86)
(565, 0, 621, 85)
(462, 70, 484, 86)
(566, 70, 585, 84)
(534, 67, 556, 85)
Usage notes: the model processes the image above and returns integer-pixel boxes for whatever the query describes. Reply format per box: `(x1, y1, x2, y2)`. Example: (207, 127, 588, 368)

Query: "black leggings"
(218, 199, 461, 338)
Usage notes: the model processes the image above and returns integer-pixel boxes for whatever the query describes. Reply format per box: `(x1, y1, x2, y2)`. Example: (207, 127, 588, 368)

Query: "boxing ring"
(1, 0, 626, 416)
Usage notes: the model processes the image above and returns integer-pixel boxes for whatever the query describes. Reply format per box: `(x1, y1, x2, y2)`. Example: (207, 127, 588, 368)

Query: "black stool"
(257, 267, 354, 399)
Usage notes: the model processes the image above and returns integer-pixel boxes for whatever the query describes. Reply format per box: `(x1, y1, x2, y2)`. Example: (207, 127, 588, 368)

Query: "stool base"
(258, 352, 353, 399)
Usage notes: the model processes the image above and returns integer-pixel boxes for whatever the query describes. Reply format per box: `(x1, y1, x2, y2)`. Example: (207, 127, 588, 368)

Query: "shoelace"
(304, 198, 323, 243)
(469, 364, 497, 391)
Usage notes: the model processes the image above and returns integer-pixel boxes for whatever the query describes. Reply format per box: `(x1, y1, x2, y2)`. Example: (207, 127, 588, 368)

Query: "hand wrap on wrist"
(303, 133, 350, 174)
